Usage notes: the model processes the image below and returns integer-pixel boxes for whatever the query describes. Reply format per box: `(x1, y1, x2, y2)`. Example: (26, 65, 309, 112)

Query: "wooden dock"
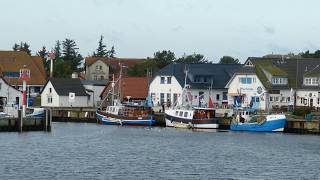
(0, 109, 52, 132)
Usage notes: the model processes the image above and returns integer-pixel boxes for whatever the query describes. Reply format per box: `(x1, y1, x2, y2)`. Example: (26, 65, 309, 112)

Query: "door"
(310, 98, 313, 107)
(199, 91, 204, 107)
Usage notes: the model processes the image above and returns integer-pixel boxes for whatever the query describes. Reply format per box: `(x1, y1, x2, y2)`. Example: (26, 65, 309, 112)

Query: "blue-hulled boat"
(230, 109, 286, 132)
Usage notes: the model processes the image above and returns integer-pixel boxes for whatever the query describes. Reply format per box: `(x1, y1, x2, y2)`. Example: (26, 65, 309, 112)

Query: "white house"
(231, 57, 320, 112)
(41, 78, 93, 108)
(81, 80, 107, 107)
(0, 77, 22, 116)
(149, 63, 241, 109)
(225, 66, 268, 111)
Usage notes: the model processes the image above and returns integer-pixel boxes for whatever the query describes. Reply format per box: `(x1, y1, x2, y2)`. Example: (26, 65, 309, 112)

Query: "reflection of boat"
(230, 108, 286, 132)
(26, 108, 45, 119)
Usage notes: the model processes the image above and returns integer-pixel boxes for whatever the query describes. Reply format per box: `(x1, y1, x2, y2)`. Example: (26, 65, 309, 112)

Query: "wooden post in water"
(48, 108, 52, 132)
(45, 109, 48, 131)
(18, 109, 23, 132)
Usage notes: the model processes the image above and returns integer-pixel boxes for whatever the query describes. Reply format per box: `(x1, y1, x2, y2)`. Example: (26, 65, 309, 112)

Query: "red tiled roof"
(0, 51, 46, 86)
(100, 76, 149, 100)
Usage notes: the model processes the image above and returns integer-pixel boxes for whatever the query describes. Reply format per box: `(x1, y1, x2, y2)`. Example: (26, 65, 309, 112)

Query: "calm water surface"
(0, 122, 319, 180)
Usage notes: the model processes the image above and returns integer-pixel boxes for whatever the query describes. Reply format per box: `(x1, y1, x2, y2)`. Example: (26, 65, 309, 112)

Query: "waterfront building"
(149, 63, 241, 109)
(0, 77, 22, 116)
(85, 57, 144, 81)
(0, 51, 46, 97)
(225, 65, 268, 111)
(226, 57, 320, 111)
(81, 80, 108, 107)
(41, 78, 93, 107)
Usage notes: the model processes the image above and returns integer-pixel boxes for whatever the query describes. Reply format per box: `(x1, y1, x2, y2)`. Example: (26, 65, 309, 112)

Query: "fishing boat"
(164, 67, 219, 129)
(96, 65, 156, 126)
(96, 102, 156, 126)
(26, 108, 45, 119)
(165, 107, 219, 129)
(230, 108, 286, 132)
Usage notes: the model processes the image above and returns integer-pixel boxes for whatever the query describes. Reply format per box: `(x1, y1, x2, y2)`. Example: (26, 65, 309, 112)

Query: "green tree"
(153, 50, 175, 69)
(53, 40, 62, 59)
(219, 56, 240, 64)
(94, 35, 108, 57)
(12, 42, 32, 55)
(12, 43, 19, 51)
(175, 53, 209, 64)
(109, 45, 115, 58)
(62, 38, 83, 71)
(53, 59, 73, 78)
(128, 58, 158, 77)
(37, 46, 49, 76)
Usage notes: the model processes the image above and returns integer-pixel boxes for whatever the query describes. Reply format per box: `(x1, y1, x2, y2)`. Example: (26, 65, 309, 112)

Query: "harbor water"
(0, 122, 319, 179)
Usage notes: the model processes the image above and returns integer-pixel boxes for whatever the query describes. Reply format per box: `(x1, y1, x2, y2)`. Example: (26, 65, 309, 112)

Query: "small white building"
(81, 80, 107, 107)
(149, 63, 241, 109)
(225, 66, 268, 111)
(0, 77, 22, 116)
(41, 78, 93, 108)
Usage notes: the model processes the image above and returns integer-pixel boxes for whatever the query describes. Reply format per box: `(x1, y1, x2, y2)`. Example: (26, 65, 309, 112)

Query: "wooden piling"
(18, 109, 23, 132)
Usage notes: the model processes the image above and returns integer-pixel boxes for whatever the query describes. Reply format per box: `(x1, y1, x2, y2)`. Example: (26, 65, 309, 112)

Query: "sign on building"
(69, 92, 75, 103)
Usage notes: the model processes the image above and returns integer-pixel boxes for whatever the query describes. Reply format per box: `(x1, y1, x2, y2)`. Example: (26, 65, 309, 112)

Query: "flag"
(208, 96, 214, 108)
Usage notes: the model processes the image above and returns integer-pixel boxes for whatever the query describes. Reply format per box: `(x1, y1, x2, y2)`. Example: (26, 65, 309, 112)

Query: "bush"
(293, 107, 311, 116)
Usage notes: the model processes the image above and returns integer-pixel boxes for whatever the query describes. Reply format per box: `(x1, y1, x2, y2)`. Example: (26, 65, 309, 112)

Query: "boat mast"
(111, 74, 115, 106)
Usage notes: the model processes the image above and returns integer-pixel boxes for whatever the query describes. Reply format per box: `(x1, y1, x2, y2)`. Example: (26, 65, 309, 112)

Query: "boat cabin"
(106, 105, 151, 118)
(193, 108, 215, 119)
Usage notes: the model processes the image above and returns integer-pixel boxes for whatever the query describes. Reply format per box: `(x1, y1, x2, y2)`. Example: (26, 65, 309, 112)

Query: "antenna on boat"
(112, 74, 115, 106)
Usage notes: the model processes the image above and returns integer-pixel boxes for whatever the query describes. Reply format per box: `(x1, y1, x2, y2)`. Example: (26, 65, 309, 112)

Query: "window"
(300, 98, 303, 104)
(304, 77, 319, 86)
(270, 96, 273, 102)
(0, 83, 2, 90)
(272, 77, 288, 85)
(49, 88, 52, 93)
(216, 94, 220, 101)
(94, 75, 98, 80)
(167, 93, 171, 103)
(287, 97, 290, 102)
(223, 92, 228, 101)
(318, 98, 320, 105)
(281, 97, 286, 102)
(175, 111, 179, 116)
(167, 77, 171, 84)
(160, 93, 165, 104)
(100, 76, 104, 80)
(184, 112, 188, 117)
(47, 96, 52, 103)
(96, 65, 99, 70)
(179, 111, 183, 117)
(160, 77, 165, 84)
(275, 96, 279, 102)
(239, 77, 252, 84)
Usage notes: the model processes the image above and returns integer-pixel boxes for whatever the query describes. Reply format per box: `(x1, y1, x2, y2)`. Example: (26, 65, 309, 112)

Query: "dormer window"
(304, 77, 319, 86)
(160, 77, 165, 84)
(272, 77, 287, 85)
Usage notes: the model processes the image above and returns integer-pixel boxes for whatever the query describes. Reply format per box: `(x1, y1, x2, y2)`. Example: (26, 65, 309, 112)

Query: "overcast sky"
(1, 0, 320, 63)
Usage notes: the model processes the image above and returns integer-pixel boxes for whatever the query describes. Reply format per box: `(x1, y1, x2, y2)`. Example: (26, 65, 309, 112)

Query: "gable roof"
(155, 63, 241, 89)
(85, 57, 144, 79)
(49, 78, 88, 96)
(247, 57, 320, 90)
(0, 51, 46, 86)
(100, 76, 149, 100)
